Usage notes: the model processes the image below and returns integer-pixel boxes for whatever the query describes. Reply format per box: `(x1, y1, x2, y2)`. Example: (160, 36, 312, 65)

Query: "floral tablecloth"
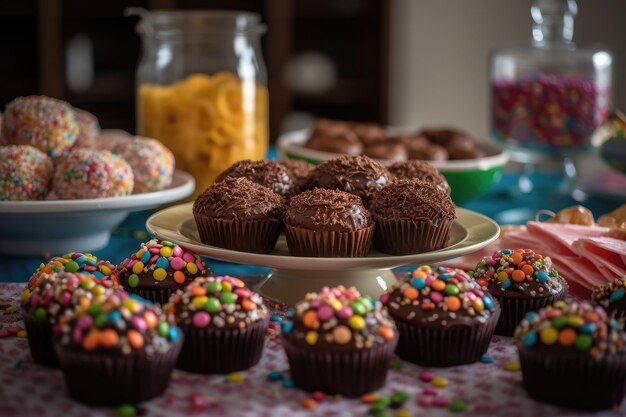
(0, 282, 624, 417)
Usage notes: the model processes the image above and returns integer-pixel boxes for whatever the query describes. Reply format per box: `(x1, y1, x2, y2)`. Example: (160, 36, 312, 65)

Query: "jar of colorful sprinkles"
(490, 0, 612, 159)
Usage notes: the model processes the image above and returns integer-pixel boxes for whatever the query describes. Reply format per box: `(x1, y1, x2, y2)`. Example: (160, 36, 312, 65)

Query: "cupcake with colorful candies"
(381, 265, 500, 366)
(28, 251, 118, 289)
(117, 239, 212, 304)
(514, 301, 626, 410)
(20, 271, 115, 367)
(164, 275, 268, 374)
(591, 276, 626, 321)
(53, 291, 181, 406)
(281, 286, 397, 397)
(470, 249, 567, 336)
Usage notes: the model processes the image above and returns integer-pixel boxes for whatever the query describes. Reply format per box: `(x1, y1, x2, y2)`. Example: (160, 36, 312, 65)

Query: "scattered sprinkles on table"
(0, 145, 53, 201)
(28, 252, 118, 289)
(591, 276, 626, 321)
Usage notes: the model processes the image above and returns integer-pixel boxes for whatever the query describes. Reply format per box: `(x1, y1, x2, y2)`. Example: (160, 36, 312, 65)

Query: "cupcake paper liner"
(519, 347, 626, 410)
(393, 303, 500, 367)
(283, 223, 374, 257)
(372, 217, 453, 256)
(282, 338, 397, 397)
(194, 213, 281, 254)
(22, 311, 57, 367)
(54, 341, 182, 406)
(176, 318, 268, 374)
(124, 287, 176, 306)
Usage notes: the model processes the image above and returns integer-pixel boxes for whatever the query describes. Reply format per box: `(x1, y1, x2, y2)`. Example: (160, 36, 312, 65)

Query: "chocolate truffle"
(364, 142, 408, 162)
(308, 155, 391, 206)
(408, 142, 449, 161)
(370, 179, 456, 255)
(193, 177, 285, 253)
(215, 159, 294, 200)
(419, 128, 474, 149)
(284, 188, 373, 257)
(388, 160, 450, 194)
(592, 277, 626, 321)
(350, 122, 387, 145)
(311, 118, 351, 137)
(278, 159, 316, 194)
(305, 130, 363, 156)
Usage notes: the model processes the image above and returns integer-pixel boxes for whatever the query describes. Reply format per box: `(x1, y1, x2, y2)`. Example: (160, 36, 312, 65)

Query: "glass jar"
(131, 9, 269, 196)
(490, 0, 612, 161)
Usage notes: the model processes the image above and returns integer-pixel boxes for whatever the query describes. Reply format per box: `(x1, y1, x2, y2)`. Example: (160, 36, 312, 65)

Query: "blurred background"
(0, 0, 623, 142)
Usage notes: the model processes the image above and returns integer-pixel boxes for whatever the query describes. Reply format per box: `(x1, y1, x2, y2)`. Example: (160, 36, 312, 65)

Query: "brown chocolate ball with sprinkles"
(381, 265, 499, 366)
(53, 291, 182, 406)
(215, 159, 295, 201)
(117, 239, 212, 305)
(514, 300, 626, 410)
(164, 275, 268, 374)
(281, 285, 397, 397)
(470, 249, 568, 336)
(277, 159, 316, 195)
(388, 159, 451, 194)
(591, 276, 626, 321)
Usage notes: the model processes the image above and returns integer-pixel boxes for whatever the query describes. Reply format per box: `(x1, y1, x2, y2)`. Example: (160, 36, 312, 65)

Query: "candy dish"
(146, 202, 500, 305)
(0, 171, 194, 255)
(277, 129, 509, 205)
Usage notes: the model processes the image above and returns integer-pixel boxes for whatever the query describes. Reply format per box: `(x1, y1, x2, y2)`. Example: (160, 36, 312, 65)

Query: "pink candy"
(193, 311, 210, 328)
(317, 305, 334, 321)
(337, 306, 353, 319)
(170, 257, 183, 270)
(419, 371, 435, 382)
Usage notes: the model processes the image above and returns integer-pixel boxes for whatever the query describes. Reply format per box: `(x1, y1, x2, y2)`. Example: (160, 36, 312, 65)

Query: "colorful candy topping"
(118, 239, 208, 288)
(381, 266, 497, 324)
(54, 291, 180, 355)
(28, 252, 117, 289)
(21, 272, 115, 322)
(470, 249, 562, 296)
(281, 286, 396, 349)
(514, 300, 626, 358)
(0, 145, 53, 201)
(591, 277, 626, 317)
(165, 276, 267, 329)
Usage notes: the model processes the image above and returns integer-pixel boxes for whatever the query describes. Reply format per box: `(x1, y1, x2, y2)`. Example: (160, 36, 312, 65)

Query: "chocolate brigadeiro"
(278, 159, 316, 195)
(388, 160, 451, 194)
(363, 142, 408, 162)
(215, 159, 294, 200)
(193, 177, 285, 254)
(305, 129, 363, 156)
(307, 155, 391, 206)
(284, 188, 373, 257)
(370, 178, 456, 255)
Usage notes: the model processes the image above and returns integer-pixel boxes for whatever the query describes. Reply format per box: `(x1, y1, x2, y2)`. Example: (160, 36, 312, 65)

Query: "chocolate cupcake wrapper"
(372, 217, 453, 256)
(393, 305, 500, 367)
(54, 341, 182, 406)
(282, 338, 397, 397)
(22, 311, 57, 367)
(519, 347, 626, 410)
(124, 287, 176, 306)
(284, 224, 374, 257)
(176, 318, 268, 374)
(194, 214, 281, 254)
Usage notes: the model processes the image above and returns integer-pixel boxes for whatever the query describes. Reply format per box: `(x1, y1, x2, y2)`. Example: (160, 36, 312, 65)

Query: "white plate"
(0, 171, 195, 255)
(146, 202, 500, 304)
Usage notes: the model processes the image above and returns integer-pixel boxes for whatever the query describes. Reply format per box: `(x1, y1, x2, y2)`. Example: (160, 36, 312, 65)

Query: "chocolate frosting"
(193, 177, 285, 220)
(214, 160, 294, 199)
(388, 160, 450, 193)
(278, 159, 315, 194)
(370, 178, 456, 221)
(284, 188, 372, 232)
(308, 155, 390, 205)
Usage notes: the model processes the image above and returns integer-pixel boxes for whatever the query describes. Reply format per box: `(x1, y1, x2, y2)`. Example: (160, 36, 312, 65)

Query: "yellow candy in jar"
(138, 72, 268, 197)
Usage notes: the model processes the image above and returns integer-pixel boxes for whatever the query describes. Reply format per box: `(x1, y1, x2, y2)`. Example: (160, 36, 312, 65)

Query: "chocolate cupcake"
(214, 159, 295, 201)
(307, 155, 390, 206)
(388, 160, 451, 194)
(278, 159, 316, 195)
(20, 272, 115, 367)
(281, 286, 397, 397)
(193, 177, 285, 254)
(53, 291, 182, 406)
(165, 275, 268, 374)
(470, 249, 568, 336)
(370, 179, 456, 255)
(592, 277, 626, 321)
(117, 239, 211, 305)
(515, 301, 626, 410)
(381, 265, 500, 366)
(283, 188, 374, 257)
(27, 252, 118, 289)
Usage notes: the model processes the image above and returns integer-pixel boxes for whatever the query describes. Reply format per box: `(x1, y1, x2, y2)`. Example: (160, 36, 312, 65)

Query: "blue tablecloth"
(0, 168, 621, 283)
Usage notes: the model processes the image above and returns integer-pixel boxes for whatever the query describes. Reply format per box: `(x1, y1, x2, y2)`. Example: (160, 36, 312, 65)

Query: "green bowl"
(277, 129, 509, 205)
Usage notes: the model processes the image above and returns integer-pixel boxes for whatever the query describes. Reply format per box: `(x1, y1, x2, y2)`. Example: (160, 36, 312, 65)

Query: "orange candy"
(521, 264, 534, 276)
(173, 271, 186, 284)
(191, 286, 207, 297)
(242, 300, 257, 311)
(82, 330, 100, 350)
(558, 328, 577, 347)
(431, 280, 446, 291)
(403, 287, 419, 300)
(412, 270, 427, 279)
(299, 398, 318, 410)
(99, 329, 119, 347)
(144, 311, 158, 329)
(584, 311, 599, 323)
(445, 296, 461, 311)
(511, 251, 523, 264)
(379, 326, 395, 341)
(361, 393, 380, 404)
(504, 268, 514, 275)
(511, 270, 526, 282)
(302, 310, 319, 329)
(127, 329, 144, 349)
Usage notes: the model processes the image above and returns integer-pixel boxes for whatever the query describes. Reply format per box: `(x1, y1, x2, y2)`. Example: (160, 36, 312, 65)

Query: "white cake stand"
(146, 202, 500, 305)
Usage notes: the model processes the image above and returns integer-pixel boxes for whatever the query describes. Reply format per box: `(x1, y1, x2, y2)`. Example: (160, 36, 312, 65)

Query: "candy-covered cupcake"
(28, 252, 117, 289)
(515, 301, 626, 410)
(117, 239, 211, 305)
(165, 276, 268, 374)
(281, 286, 397, 397)
(470, 249, 568, 336)
(381, 265, 500, 366)
(592, 277, 626, 321)
(20, 272, 115, 367)
(53, 291, 182, 406)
